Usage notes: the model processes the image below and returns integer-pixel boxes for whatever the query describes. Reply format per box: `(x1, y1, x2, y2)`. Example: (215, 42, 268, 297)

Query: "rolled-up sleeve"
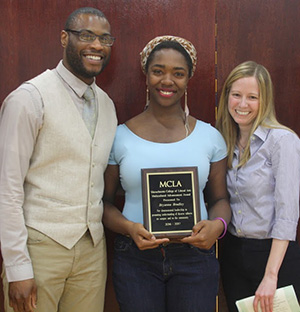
(271, 132, 300, 240)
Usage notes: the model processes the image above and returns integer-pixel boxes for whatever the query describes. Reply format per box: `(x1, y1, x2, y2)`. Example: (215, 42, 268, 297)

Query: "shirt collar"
(56, 60, 96, 98)
(233, 126, 270, 158)
(252, 125, 270, 143)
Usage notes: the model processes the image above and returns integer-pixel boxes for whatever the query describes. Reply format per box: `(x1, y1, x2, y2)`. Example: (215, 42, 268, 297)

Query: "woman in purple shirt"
(216, 61, 300, 312)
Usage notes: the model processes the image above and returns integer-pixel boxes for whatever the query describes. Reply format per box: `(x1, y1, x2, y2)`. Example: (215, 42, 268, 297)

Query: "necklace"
(237, 140, 246, 152)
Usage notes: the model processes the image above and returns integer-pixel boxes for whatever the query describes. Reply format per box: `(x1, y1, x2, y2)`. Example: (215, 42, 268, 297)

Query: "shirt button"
(237, 229, 241, 233)
(92, 162, 95, 168)
(238, 210, 242, 214)
(91, 182, 94, 187)
(235, 191, 238, 195)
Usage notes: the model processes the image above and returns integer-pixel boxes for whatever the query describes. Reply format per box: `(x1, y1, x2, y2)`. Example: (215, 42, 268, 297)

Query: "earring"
(144, 88, 150, 110)
(184, 88, 190, 137)
(184, 88, 189, 118)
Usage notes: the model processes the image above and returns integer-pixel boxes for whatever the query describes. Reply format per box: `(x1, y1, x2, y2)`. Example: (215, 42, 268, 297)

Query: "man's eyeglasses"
(65, 29, 115, 47)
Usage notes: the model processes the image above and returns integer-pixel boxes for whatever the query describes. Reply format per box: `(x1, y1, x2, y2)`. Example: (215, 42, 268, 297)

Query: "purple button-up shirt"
(227, 126, 300, 241)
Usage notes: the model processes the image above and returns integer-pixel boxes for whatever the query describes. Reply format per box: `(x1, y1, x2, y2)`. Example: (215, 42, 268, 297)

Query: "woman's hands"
(253, 275, 277, 312)
(180, 219, 224, 249)
(252, 239, 289, 312)
(127, 218, 224, 251)
(127, 222, 169, 250)
(185, 157, 230, 250)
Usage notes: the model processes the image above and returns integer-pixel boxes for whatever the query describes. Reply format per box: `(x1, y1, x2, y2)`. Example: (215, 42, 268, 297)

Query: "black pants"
(220, 232, 300, 312)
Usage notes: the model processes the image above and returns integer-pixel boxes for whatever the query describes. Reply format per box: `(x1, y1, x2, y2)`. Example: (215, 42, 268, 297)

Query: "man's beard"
(65, 41, 110, 79)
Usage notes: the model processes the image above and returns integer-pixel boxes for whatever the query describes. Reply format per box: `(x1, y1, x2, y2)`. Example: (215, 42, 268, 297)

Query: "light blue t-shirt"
(109, 120, 227, 224)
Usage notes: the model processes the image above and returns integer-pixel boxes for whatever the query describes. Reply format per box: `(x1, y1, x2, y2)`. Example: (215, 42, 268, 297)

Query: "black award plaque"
(142, 167, 200, 238)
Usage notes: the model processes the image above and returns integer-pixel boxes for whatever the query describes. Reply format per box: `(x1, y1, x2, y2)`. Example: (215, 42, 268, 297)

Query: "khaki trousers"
(2, 227, 107, 312)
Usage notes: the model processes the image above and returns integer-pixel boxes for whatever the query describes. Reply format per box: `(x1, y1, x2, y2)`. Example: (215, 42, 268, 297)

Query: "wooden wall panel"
(217, 0, 300, 135)
(0, 1, 216, 311)
(0, 0, 216, 124)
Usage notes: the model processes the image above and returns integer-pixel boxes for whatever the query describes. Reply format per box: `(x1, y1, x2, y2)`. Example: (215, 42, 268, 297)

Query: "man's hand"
(9, 279, 37, 312)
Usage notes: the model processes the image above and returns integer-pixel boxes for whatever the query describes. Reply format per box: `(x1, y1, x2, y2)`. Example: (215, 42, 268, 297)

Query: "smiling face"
(61, 14, 112, 84)
(228, 76, 260, 132)
(146, 48, 189, 109)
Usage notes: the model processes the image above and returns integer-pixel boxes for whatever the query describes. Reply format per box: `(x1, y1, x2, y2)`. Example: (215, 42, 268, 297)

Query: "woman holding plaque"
(103, 35, 231, 312)
(216, 61, 300, 312)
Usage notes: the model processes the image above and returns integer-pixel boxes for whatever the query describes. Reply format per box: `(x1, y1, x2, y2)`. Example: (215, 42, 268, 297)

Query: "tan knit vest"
(23, 70, 117, 249)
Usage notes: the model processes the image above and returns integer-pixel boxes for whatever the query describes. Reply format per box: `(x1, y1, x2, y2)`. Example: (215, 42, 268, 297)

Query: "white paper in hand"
(235, 285, 300, 312)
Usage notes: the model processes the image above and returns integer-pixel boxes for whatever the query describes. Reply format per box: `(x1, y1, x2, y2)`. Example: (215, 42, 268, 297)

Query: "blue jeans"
(113, 235, 219, 312)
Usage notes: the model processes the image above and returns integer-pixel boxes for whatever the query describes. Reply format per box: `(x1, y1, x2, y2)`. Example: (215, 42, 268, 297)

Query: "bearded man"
(0, 7, 117, 312)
